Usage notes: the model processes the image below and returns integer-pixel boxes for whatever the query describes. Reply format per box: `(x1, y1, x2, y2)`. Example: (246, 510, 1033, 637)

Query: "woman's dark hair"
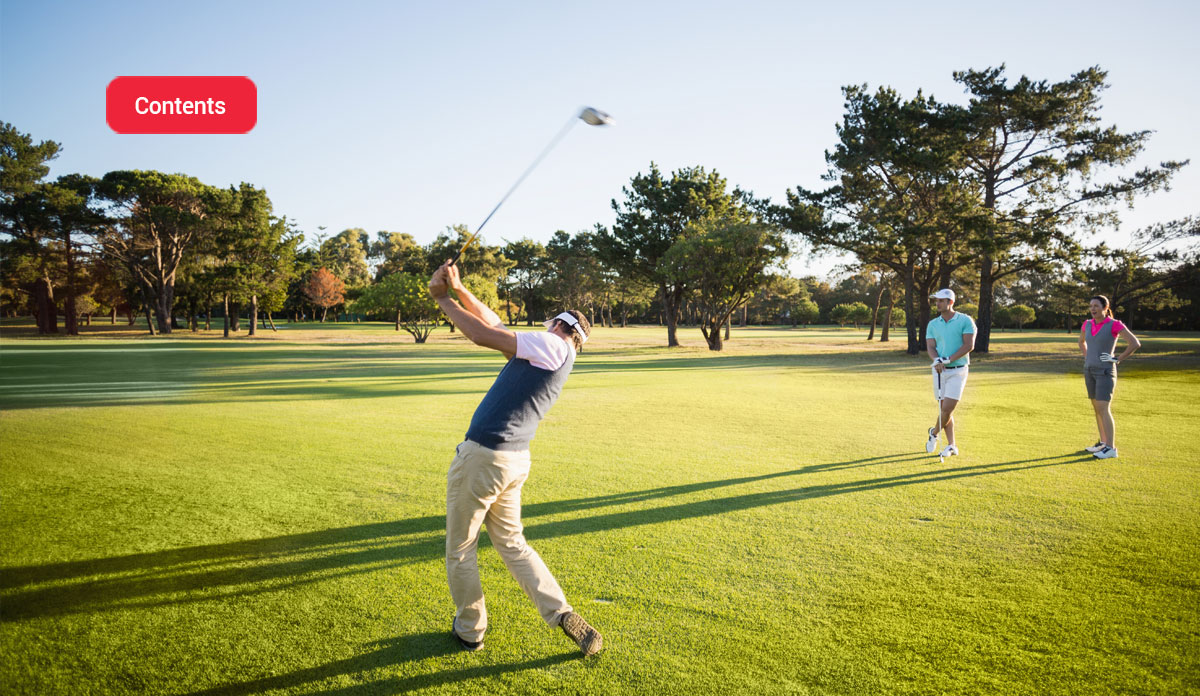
(1090, 295, 1113, 319)
(554, 310, 591, 352)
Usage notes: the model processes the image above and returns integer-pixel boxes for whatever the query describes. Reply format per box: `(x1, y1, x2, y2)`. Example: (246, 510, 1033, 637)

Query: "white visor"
(543, 312, 588, 343)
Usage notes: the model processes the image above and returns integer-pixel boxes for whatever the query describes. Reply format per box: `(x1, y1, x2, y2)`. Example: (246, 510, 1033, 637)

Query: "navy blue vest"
(465, 350, 574, 451)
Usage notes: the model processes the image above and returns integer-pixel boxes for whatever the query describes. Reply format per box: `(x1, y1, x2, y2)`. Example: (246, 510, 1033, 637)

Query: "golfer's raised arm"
(430, 266, 516, 358)
(445, 262, 504, 328)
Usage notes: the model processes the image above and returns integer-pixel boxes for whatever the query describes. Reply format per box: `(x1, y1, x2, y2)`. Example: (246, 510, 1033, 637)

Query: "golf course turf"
(1, 323, 1197, 695)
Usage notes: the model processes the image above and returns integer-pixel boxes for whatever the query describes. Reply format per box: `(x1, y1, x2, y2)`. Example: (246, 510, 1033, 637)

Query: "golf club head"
(579, 107, 614, 126)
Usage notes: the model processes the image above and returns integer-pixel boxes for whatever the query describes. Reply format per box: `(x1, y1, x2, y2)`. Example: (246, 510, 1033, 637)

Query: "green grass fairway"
(2, 324, 1198, 695)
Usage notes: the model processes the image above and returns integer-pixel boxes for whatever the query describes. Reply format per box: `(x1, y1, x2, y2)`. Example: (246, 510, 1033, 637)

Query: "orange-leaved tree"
(302, 267, 344, 322)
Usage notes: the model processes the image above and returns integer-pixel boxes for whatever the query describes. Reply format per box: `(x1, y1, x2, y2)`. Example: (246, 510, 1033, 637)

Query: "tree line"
(2, 64, 1196, 350)
(776, 65, 1196, 352)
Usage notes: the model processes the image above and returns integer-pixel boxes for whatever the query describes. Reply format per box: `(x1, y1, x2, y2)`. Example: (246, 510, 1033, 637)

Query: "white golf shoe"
(925, 427, 938, 453)
(1093, 446, 1118, 459)
(1085, 441, 1106, 453)
(939, 444, 959, 458)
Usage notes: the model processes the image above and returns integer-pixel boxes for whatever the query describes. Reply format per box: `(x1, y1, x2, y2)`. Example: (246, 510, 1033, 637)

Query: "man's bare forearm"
(436, 295, 487, 343)
(435, 294, 517, 356)
(453, 285, 502, 327)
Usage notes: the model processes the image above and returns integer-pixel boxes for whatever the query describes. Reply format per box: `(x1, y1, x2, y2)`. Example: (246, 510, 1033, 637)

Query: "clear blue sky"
(3, 0, 1196, 277)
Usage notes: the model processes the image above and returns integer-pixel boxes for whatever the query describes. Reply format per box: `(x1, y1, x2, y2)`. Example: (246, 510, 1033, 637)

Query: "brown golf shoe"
(451, 617, 484, 652)
(559, 611, 602, 656)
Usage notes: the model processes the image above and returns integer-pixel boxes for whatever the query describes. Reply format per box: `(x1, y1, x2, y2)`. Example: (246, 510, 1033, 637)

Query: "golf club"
(936, 368, 944, 463)
(449, 106, 614, 266)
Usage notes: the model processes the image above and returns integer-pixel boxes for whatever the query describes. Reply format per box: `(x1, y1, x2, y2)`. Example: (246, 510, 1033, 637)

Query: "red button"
(106, 76, 257, 134)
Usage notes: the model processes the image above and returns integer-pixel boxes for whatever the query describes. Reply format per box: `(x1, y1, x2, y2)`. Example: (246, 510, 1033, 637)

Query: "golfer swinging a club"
(924, 289, 976, 459)
(428, 261, 602, 656)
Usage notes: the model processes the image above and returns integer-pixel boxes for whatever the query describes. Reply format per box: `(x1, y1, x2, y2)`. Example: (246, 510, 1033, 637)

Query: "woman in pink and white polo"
(1078, 294, 1141, 459)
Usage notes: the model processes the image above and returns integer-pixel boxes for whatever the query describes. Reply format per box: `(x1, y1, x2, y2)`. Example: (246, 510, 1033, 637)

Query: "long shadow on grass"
(0, 341, 950, 411)
(0, 345, 500, 409)
(178, 633, 577, 696)
(0, 452, 1087, 622)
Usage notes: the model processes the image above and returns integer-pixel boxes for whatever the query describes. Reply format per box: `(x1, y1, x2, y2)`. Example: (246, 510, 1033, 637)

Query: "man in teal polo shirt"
(924, 288, 976, 458)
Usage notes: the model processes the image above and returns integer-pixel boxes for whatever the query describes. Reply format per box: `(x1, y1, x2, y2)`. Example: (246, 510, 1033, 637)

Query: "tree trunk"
(938, 265, 953, 293)
(155, 280, 174, 334)
(703, 316, 724, 350)
(223, 294, 231, 338)
(976, 255, 995, 353)
(205, 308, 212, 331)
(662, 284, 681, 347)
(881, 289, 894, 342)
(35, 277, 58, 334)
(127, 306, 135, 325)
(917, 283, 933, 348)
(267, 313, 278, 331)
(140, 283, 156, 336)
(903, 262, 919, 354)
(64, 234, 78, 336)
(320, 306, 328, 322)
(110, 306, 117, 324)
(740, 303, 748, 327)
(724, 314, 731, 341)
(395, 310, 401, 331)
(249, 295, 258, 337)
(868, 277, 885, 341)
(707, 331, 722, 350)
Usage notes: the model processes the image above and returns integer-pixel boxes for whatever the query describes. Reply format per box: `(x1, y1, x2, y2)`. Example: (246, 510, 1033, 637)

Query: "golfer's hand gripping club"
(443, 261, 465, 293)
(429, 264, 451, 299)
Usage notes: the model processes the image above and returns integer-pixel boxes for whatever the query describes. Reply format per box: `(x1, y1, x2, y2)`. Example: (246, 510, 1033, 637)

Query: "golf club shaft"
(450, 113, 580, 266)
(936, 369, 943, 456)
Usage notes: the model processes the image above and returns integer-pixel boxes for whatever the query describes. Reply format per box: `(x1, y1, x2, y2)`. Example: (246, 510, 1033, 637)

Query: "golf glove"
(1099, 352, 1120, 364)
(932, 357, 948, 366)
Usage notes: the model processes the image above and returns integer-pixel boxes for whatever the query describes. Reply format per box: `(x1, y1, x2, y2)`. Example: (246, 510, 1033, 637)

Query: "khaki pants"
(446, 439, 571, 642)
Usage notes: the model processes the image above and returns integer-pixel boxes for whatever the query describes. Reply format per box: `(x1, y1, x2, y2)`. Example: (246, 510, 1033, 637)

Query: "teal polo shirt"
(926, 312, 977, 367)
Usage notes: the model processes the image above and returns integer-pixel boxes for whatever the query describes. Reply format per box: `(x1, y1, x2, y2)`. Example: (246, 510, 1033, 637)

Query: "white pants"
(446, 440, 572, 642)
(933, 365, 969, 401)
